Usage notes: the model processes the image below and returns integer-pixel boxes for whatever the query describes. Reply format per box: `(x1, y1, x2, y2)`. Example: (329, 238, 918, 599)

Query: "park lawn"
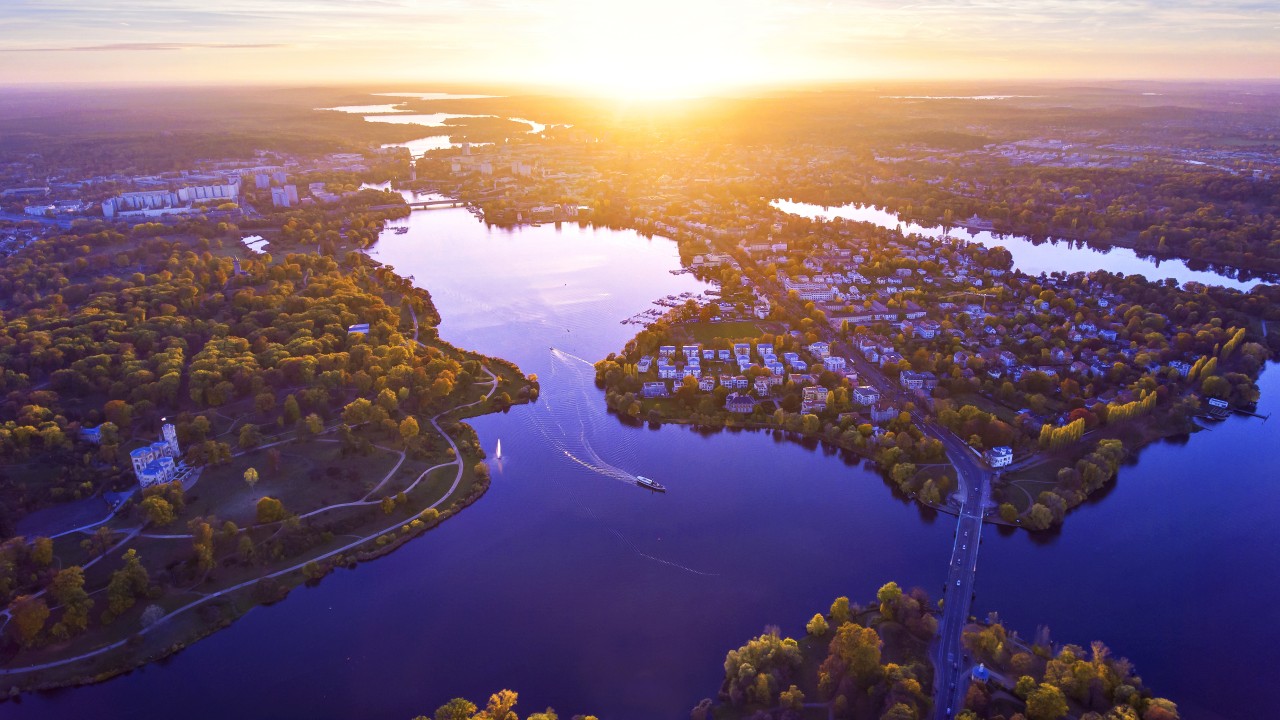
(680, 320, 763, 345)
(374, 457, 438, 496)
(405, 458, 467, 508)
(1000, 462, 1063, 514)
(183, 439, 402, 526)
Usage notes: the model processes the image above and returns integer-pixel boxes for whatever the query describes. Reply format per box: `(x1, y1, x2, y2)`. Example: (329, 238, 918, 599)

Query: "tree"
(304, 413, 324, 436)
(282, 395, 301, 426)
(50, 566, 93, 634)
(140, 495, 175, 527)
(106, 549, 150, 615)
(238, 423, 263, 450)
(140, 604, 165, 627)
(432, 698, 477, 720)
(256, 496, 286, 524)
(9, 595, 49, 647)
(83, 525, 115, 557)
(807, 613, 829, 637)
(1015, 675, 1037, 699)
(999, 503, 1019, 522)
(779, 685, 805, 712)
(830, 596, 852, 625)
(828, 621, 883, 682)
(190, 520, 215, 573)
(1143, 698, 1180, 720)
(244, 467, 259, 489)
(255, 392, 276, 414)
(343, 398, 374, 425)
(481, 690, 519, 720)
(399, 416, 420, 443)
(1025, 683, 1069, 720)
(380, 496, 396, 515)
(238, 534, 256, 563)
(31, 536, 54, 566)
(877, 581, 903, 619)
(1024, 502, 1055, 531)
(881, 704, 917, 720)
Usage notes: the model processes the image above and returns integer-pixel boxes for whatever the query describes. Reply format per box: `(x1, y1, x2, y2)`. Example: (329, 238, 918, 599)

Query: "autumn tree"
(1025, 683, 1069, 720)
(830, 596, 852, 625)
(399, 416, 420, 444)
(106, 549, 150, 616)
(430, 697, 477, 720)
(807, 613, 829, 637)
(31, 536, 54, 566)
(9, 595, 49, 647)
(256, 496, 286, 524)
(140, 495, 175, 527)
(49, 565, 93, 636)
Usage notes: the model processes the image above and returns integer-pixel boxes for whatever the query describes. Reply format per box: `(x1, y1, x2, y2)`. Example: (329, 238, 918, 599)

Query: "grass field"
(184, 440, 402, 525)
(1000, 462, 1062, 513)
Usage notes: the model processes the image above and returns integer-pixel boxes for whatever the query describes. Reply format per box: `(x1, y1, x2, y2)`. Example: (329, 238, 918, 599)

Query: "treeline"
(962, 622, 1179, 719)
(411, 690, 595, 720)
(712, 583, 935, 720)
(998, 439, 1127, 530)
(0, 220, 508, 522)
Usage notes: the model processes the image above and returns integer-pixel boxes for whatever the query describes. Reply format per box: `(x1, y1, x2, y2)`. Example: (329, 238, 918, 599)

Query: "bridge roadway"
(926, 421, 991, 719)
(693, 241, 1000, 718)
(828, 335, 994, 719)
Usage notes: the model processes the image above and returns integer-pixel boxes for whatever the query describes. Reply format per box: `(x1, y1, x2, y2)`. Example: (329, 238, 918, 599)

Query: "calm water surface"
(14, 206, 1277, 720)
(772, 199, 1269, 291)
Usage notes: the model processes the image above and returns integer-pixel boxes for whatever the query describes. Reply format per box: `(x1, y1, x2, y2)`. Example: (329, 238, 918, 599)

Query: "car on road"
(956, 579, 961, 586)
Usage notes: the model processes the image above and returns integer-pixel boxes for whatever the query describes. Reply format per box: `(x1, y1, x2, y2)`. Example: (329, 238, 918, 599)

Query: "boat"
(635, 475, 666, 492)
(495, 439, 502, 460)
(394, 226, 409, 234)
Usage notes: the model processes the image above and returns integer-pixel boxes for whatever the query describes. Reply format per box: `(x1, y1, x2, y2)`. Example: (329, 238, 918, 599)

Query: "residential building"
(725, 393, 754, 414)
(642, 382, 669, 398)
(853, 386, 881, 405)
(985, 446, 1013, 468)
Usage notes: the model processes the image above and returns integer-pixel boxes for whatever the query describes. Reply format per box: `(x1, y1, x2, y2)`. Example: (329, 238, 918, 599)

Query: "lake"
(771, 199, 1270, 292)
(13, 204, 1277, 720)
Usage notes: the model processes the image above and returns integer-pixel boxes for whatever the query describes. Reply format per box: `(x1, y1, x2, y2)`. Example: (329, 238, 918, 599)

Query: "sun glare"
(549, 0, 770, 99)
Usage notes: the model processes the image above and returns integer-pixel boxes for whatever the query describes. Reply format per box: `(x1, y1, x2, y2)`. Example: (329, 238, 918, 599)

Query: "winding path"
(0, 364, 500, 677)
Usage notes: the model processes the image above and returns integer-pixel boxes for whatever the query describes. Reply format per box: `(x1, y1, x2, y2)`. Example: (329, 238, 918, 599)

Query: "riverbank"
(0, 224, 536, 693)
(0, 364, 526, 693)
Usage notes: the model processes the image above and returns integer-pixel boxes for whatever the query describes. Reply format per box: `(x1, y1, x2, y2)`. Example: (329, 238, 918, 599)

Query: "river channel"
(13, 200, 1277, 720)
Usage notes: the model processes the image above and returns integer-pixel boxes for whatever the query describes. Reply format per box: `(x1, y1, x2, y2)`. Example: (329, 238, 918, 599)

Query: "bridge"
(407, 198, 467, 209)
(929, 434, 992, 719)
(835, 335, 995, 718)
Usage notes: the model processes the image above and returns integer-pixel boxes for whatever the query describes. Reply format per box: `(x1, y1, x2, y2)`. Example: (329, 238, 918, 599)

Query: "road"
(929, 423, 991, 719)
(826, 325, 993, 719)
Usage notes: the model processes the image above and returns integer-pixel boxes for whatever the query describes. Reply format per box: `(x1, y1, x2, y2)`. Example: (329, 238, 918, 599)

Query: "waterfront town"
(0, 83, 1277, 720)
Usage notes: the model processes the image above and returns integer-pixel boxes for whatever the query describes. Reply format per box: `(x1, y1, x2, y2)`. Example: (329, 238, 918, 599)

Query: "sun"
(547, 0, 769, 99)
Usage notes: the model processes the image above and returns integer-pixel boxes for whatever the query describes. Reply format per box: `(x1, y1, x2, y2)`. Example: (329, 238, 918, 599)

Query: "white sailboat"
(495, 439, 502, 460)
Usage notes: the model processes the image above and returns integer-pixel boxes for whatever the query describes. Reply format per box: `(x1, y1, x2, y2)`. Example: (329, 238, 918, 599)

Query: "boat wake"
(521, 348, 718, 577)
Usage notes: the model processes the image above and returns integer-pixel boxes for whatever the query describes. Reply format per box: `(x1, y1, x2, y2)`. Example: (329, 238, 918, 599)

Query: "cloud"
(2, 42, 287, 52)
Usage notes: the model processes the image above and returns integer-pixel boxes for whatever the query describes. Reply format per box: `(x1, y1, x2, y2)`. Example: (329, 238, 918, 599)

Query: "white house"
(985, 446, 1013, 468)
(853, 386, 881, 405)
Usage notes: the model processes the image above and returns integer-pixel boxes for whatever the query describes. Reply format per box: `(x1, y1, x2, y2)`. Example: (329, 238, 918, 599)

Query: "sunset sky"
(2, 0, 1278, 93)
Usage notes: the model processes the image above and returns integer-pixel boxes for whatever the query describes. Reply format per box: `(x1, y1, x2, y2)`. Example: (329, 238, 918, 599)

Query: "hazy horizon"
(2, 1, 1278, 97)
